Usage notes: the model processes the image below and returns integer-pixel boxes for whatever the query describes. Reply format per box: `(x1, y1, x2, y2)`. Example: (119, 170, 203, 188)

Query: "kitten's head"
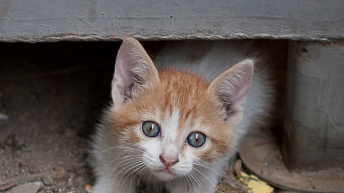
(109, 38, 253, 181)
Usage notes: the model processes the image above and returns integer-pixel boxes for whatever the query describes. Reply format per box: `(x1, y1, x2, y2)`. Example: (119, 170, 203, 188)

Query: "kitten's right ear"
(111, 37, 159, 107)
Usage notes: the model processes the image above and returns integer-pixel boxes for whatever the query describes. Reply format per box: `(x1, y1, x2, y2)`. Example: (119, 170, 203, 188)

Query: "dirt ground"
(0, 42, 117, 193)
(0, 42, 249, 193)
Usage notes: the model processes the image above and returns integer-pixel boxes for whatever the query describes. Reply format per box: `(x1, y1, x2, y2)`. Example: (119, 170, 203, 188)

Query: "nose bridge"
(160, 106, 181, 158)
(161, 136, 179, 158)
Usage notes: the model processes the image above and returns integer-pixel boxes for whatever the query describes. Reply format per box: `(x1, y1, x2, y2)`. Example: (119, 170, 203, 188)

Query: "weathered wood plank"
(0, 0, 344, 42)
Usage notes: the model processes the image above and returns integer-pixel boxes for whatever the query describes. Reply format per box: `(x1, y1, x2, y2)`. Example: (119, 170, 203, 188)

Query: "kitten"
(90, 37, 276, 193)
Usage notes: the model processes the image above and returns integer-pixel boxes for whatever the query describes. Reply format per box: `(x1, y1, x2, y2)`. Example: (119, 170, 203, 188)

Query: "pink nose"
(159, 155, 179, 168)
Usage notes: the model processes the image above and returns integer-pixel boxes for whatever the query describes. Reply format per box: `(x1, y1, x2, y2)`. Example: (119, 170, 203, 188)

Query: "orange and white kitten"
(90, 38, 275, 193)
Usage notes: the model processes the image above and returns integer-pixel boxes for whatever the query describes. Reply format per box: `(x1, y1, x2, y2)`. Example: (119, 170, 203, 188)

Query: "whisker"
(182, 175, 188, 192)
(137, 167, 148, 186)
(193, 162, 222, 176)
(186, 173, 197, 192)
(101, 145, 144, 153)
(109, 160, 143, 192)
(119, 161, 145, 192)
(108, 156, 143, 179)
(128, 163, 146, 190)
(103, 154, 143, 167)
(185, 174, 194, 192)
(189, 170, 206, 193)
(193, 167, 217, 189)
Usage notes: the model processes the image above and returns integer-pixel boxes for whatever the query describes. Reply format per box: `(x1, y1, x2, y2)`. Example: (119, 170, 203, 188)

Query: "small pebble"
(43, 176, 54, 186)
(7, 181, 44, 193)
(0, 112, 9, 120)
(67, 177, 73, 188)
(53, 187, 65, 193)
(29, 168, 35, 174)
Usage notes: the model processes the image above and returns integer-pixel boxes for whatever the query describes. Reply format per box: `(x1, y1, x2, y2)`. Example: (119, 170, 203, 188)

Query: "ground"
(0, 42, 250, 193)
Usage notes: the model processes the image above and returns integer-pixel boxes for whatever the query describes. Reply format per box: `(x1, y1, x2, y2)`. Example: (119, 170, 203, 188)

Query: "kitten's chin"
(151, 170, 178, 181)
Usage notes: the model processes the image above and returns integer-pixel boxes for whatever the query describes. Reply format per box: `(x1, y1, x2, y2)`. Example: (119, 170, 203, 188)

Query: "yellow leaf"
(239, 172, 274, 193)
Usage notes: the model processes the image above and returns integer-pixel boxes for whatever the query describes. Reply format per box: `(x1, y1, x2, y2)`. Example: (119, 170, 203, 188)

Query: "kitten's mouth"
(152, 168, 177, 181)
(157, 168, 174, 174)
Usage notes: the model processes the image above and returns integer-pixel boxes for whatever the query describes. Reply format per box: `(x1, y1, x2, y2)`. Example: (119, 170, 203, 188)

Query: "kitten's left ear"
(111, 37, 159, 107)
(208, 59, 254, 126)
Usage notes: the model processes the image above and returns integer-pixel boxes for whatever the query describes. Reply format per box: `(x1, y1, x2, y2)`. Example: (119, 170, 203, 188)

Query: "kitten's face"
(111, 70, 234, 181)
(109, 37, 253, 182)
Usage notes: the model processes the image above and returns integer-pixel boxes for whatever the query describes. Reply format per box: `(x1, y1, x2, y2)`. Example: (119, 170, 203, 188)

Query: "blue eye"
(142, 121, 160, 137)
(187, 132, 206, 147)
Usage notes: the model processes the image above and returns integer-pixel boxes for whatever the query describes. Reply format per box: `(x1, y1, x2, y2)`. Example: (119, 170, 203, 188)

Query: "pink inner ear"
(230, 75, 252, 106)
(115, 53, 134, 89)
(228, 60, 254, 104)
